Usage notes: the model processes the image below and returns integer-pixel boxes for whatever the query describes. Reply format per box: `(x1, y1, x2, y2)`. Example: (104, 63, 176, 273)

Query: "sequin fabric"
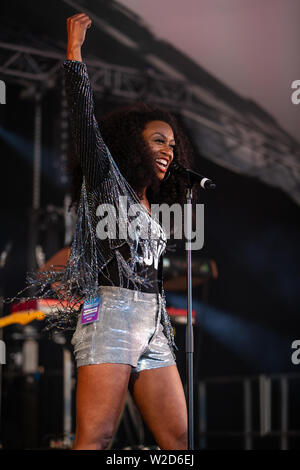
(6, 60, 177, 358)
(72, 286, 176, 370)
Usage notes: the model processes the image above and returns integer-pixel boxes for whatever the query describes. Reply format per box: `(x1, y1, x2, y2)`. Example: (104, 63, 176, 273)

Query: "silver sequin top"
(8, 60, 177, 357)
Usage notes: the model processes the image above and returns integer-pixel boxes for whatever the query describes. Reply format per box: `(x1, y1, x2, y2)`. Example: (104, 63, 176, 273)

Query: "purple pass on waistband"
(81, 296, 101, 325)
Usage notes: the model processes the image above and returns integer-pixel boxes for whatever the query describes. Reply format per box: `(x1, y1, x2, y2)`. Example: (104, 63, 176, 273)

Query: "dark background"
(0, 0, 299, 450)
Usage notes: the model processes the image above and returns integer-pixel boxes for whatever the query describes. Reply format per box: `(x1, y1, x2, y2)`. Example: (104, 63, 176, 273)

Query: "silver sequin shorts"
(71, 285, 176, 372)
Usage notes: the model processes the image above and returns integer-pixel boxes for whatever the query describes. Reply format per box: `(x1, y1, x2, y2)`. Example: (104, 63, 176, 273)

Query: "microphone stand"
(185, 183, 194, 450)
(170, 161, 215, 449)
(168, 161, 215, 449)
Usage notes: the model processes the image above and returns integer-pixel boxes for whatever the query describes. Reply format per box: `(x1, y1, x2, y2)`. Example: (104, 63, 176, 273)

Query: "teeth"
(155, 158, 167, 167)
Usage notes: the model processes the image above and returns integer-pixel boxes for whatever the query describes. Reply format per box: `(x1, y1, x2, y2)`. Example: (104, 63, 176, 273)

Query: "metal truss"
(0, 40, 199, 111)
(1, 40, 300, 205)
(0, 41, 289, 138)
(0, 40, 294, 138)
(0, 41, 64, 86)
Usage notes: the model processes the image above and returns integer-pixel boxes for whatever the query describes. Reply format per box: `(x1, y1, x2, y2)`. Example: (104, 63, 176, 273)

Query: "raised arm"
(64, 13, 109, 188)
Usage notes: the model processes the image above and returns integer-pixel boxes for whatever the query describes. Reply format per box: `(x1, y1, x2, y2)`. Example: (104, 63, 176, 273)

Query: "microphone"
(169, 161, 216, 190)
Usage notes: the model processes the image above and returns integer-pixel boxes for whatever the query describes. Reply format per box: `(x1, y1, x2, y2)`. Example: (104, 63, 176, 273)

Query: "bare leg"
(129, 365, 188, 450)
(73, 363, 132, 450)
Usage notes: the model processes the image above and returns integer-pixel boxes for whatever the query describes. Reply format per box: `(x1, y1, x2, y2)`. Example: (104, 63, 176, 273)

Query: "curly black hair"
(67, 101, 194, 210)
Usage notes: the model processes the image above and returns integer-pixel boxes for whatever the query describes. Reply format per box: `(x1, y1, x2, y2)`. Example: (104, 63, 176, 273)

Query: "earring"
(163, 168, 171, 181)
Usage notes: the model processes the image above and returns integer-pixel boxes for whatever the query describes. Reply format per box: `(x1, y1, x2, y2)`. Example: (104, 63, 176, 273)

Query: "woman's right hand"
(66, 13, 92, 61)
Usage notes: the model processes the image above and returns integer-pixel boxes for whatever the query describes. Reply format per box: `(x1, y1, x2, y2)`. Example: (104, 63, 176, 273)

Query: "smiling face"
(142, 120, 175, 181)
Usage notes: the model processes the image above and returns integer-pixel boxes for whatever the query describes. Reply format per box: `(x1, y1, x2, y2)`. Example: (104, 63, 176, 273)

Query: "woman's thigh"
(129, 365, 188, 450)
(74, 363, 132, 448)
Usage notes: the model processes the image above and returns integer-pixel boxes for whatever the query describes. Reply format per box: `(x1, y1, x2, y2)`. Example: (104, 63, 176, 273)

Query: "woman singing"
(62, 13, 193, 450)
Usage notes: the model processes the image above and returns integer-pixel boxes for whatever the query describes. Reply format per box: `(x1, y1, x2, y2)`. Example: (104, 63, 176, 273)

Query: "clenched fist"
(66, 13, 92, 61)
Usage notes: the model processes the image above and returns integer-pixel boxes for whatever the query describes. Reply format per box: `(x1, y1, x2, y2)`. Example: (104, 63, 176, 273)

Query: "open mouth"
(155, 158, 168, 173)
